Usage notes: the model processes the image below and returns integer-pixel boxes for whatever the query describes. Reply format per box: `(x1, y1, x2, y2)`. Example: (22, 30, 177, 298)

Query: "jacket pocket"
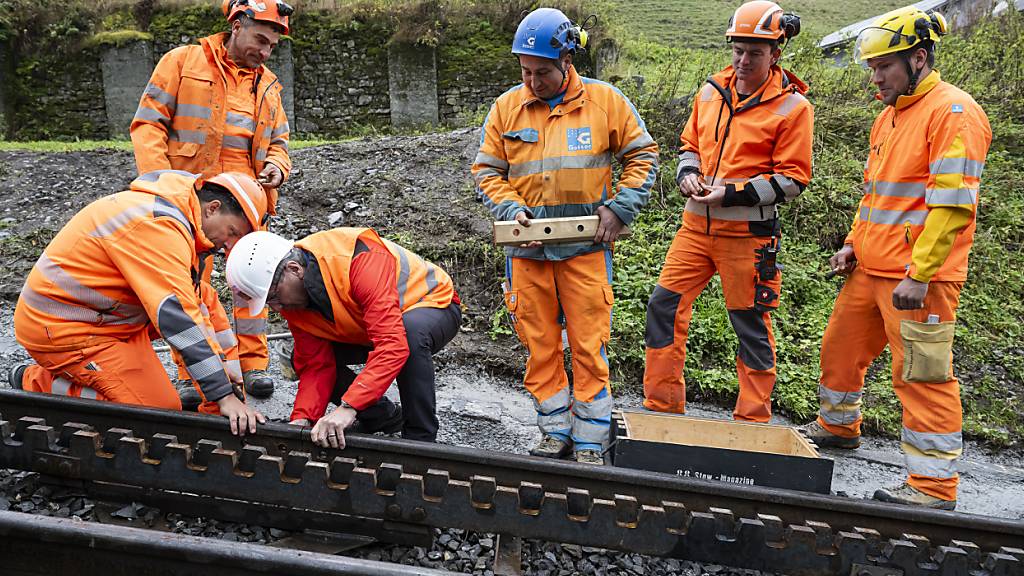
(168, 141, 201, 158)
(503, 290, 526, 345)
(900, 319, 955, 383)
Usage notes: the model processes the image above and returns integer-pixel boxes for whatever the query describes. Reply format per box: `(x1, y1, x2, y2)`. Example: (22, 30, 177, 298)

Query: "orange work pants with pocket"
(22, 329, 181, 410)
(504, 250, 615, 450)
(817, 268, 963, 502)
(643, 227, 781, 422)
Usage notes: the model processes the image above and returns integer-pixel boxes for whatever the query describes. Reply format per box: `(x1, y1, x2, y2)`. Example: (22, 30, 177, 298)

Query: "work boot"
(529, 435, 572, 459)
(6, 363, 27, 390)
(351, 404, 404, 435)
(873, 483, 956, 510)
(798, 420, 861, 449)
(574, 449, 605, 466)
(176, 380, 201, 412)
(243, 369, 275, 398)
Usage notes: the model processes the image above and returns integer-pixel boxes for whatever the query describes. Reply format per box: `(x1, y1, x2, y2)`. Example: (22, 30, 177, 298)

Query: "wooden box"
(611, 409, 833, 494)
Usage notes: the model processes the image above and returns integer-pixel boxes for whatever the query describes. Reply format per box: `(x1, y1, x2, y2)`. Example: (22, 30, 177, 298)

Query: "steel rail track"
(0, 509, 445, 576)
(0, 390, 1021, 576)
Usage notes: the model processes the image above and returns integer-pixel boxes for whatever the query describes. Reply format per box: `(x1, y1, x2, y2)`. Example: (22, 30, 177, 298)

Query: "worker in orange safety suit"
(800, 7, 991, 511)
(225, 229, 461, 448)
(10, 170, 269, 436)
(472, 8, 659, 465)
(643, 1, 812, 423)
(131, 0, 293, 405)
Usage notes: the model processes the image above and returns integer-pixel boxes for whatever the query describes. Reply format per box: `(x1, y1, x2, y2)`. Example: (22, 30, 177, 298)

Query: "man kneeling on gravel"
(225, 229, 461, 447)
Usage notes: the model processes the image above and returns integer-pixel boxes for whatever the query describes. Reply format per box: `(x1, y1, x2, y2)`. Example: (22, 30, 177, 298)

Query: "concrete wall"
(266, 40, 295, 127)
(388, 42, 438, 127)
(99, 41, 155, 139)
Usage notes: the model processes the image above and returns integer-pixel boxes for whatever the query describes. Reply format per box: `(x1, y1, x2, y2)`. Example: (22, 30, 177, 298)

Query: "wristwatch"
(339, 399, 356, 412)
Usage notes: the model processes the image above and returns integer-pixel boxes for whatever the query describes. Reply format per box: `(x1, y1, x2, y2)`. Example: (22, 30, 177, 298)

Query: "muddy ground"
(0, 133, 1021, 537)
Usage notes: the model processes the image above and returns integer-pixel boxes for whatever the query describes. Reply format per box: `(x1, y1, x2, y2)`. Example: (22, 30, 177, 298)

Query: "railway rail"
(0, 389, 1021, 576)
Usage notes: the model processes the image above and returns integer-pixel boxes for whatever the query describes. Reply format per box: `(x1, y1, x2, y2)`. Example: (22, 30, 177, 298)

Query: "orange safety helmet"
(726, 1, 800, 43)
(205, 172, 270, 231)
(222, 0, 292, 35)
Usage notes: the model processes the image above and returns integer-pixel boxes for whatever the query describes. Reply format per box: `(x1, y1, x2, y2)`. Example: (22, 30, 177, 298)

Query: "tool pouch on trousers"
(900, 320, 955, 383)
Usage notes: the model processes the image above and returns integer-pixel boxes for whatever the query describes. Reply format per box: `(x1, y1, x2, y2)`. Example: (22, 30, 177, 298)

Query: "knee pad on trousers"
(646, 285, 682, 349)
(727, 309, 774, 371)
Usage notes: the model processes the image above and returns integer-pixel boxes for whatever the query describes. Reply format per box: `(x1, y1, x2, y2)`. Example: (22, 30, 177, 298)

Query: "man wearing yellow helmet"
(800, 7, 992, 510)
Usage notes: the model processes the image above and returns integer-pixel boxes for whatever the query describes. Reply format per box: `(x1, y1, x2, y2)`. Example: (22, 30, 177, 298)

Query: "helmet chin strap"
(903, 53, 925, 96)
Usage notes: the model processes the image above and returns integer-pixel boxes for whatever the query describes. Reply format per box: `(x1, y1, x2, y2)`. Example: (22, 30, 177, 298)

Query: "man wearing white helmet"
(225, 228, 461, 447)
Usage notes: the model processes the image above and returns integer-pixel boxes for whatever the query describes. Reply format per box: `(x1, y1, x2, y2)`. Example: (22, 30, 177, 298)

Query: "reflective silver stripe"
(818, 383, 863, 408)
(930, 158, 985, 178)
(616, 133, 656, 161)
(751, 177, 776, 204)
(538, 410, 572, 434)
(573, 393, 614, 419)
(218, 173, 260, 225)
(773, 174, 802, 201)
(137, 169, 197, 182)
(926, 188, 977, 206)
(235, 318, 267, 335)
(186, 355, 223, 380)
(271, 121, 289, 138)
(80, 387, 98, 400)
(262, 126, 273, 138)
(255, 148, 268, 162)
(867, 181, 926, 198)
(270, 138, 289, 150)
(684, 199, 777, 222)
(904, 454, 959, 479)
(902, 427, 963, 454)
(858, 206, 928, 226)
(819, 406, 860, 426)
(216, 328, 237, 350)
(424, 264, 438, 295)
(143, 83, 176, 110)
(89, 203, 151, 238)
(508, 152, 612, 179)
(153, 197, 194, 240)
(133, 106, 170, 126)
(175, 103, 212, 120)
(35, 253, 145, 321)
(772, 92, 807, 117)
(226, 112, 256, 132)
(222, 135, 253, 150)
(199, 302, 210, 317)
(677, 151, 700, 170)
(225, 359, 242, 381)
(536, 387, 571, 414)
(165, 325, 208, 350)
(19, 285, 143, 325)
(395, 247, 411, 309)
(572, 417, 610, 445)
(169, 129, 206, 144)
(700, 84, 715, 102)
(52, 377, 72, 396)
(473, 168, 505, 185)
(475, 152, 509, 170)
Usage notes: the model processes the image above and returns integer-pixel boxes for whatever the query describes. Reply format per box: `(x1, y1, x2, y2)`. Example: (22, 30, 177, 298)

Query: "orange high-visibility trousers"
(643, 227, 781, 422)
(22, 329, 181, 410)
(817, 268, 963, 502)
(505, 250, 615, 450)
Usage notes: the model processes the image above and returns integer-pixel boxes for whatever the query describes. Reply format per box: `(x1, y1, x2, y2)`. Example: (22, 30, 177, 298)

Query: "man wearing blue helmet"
(472, 8, 659, 465)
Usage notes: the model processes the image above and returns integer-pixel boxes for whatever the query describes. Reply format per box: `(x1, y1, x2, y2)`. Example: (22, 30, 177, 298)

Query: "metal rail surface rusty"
(0, 390, 1021, 576)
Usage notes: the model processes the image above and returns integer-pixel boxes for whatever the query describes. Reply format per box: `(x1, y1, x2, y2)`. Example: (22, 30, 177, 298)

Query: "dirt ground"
(0, 133, 1022, 521)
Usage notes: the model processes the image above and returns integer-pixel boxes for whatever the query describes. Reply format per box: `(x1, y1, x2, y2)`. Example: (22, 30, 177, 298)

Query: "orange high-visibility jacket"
(472, 65, 659, 261)
(281, 228, 457, 346)
(14, 170, 238, 402)
(678, 65, 813, 237)
(845, 71, 991, 282)
(130, 33, 291, 193)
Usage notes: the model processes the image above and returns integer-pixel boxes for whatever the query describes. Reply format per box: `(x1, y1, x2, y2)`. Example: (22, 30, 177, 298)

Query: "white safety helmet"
(225, 230, 295, 315)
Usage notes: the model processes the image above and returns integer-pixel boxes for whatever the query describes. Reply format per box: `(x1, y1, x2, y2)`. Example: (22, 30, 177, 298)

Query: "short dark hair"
(198, 183, 245, 219)
(271, 247, 305, 290)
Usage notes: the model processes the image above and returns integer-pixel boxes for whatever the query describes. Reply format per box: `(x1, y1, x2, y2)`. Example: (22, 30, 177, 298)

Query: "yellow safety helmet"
(854, 6, 948, 63)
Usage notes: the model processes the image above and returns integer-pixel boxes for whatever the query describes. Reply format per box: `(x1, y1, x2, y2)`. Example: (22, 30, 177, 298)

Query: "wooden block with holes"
(492, 216, 632, 247)
(611, 409, 834, 494)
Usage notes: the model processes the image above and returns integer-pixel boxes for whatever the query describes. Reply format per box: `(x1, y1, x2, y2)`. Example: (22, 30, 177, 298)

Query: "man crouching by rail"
(225, 229, 461, 448)
(9, 170, 268, 436)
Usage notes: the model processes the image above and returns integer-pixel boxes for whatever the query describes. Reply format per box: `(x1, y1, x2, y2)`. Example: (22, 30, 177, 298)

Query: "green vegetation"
(0, 139, 343, 152)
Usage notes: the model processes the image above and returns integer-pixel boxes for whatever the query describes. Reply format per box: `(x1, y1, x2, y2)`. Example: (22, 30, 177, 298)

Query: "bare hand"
(690, 184, 725, 207)
(893, 277, 928, 310)
(514, 211, 542, 249)
(310, 406, 358, 449)
(258, 162, 284, 188)
(593, 205, 625, 243)
(216, 394, 266, 436)
(679, 173, 704, 198)
(829, 245, 857, 276)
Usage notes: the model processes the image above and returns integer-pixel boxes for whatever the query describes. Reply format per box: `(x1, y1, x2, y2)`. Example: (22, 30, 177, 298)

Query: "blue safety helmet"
(511, 8, 581, 60)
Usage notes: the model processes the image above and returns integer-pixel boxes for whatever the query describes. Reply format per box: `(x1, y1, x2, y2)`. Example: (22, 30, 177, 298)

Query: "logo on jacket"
(951, 104, 963, 113)
(567, 127, 592, 152)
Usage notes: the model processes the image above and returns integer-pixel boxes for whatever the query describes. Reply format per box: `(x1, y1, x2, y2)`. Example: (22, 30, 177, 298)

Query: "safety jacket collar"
(199, 33, 278, 86)
(519, 64, 585, 114)
(129, 171, 214, 254)
(890, 70, 942, 111)
(708, 65, 807, 112)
